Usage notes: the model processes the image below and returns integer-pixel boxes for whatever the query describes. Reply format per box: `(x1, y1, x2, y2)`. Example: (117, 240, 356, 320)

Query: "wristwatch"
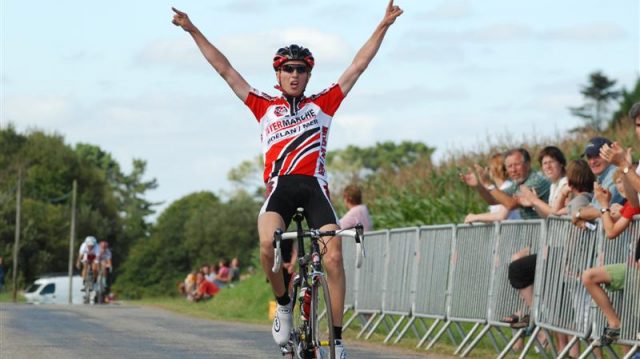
(600, 207, 610, 214)
(575, 209, 581, 219)
(486, 184, 496, 191)
(623, 166, 630, 175)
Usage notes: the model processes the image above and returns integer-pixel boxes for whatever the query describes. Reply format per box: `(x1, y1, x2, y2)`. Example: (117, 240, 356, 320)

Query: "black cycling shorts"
(508, 254, 537, 289)
(261, 174, 339, 230)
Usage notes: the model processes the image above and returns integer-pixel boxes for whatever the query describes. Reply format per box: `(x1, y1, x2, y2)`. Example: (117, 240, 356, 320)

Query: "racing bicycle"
(272, 207, 365, 359)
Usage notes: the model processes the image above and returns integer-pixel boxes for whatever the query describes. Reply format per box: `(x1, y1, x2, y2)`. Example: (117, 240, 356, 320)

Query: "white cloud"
(541, 23, 627, 42)
(136, 29, 351, 73)
(5, 95, 75, 128)
(418, 0, 472, 21)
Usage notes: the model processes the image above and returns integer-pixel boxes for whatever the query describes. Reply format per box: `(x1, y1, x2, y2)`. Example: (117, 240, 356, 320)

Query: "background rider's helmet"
(84, 236, 97, 247)
(273, 44, 314, 71)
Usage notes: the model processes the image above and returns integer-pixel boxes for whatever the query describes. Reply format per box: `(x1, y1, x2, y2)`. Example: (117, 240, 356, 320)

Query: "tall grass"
(362, 120, 639, 229)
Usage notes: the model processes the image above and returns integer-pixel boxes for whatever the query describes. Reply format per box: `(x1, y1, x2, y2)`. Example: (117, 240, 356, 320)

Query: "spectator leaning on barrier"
(565, 159, 597, 229)
(463, 153, 521, 223)
(582, 167, 640, 349)
(517, 146, 569, 217)
(600, 101, 640, 263)
(571, 137, 624, 226)
(461, 148, 551, 220)
(501, 159, 596, 335)
(339, 184, 373, 231)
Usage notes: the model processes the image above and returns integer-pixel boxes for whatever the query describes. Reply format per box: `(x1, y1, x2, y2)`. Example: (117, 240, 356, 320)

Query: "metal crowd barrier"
(341, 217, 640, 358)
(342, 230, 388, 337)
(586, 219, 640, 359)
(363, 228, 418, 342)
(397, 225, 455, 348)
(462, 219, 545, 357)
(428, 223, 497, 353)
(620, 231, 640, 358)
(342, 230, 359, 315)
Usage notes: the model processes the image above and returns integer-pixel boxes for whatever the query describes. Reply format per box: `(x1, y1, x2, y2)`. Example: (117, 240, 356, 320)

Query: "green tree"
(0, 126, 157, 287)
(609, 77, 640, 128)
(570, 71, 621, 130)
(114, 190, 260, 298)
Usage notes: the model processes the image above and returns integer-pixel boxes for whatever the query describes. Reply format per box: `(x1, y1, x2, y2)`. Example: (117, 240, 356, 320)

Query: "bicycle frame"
(272, 207, 365, 359)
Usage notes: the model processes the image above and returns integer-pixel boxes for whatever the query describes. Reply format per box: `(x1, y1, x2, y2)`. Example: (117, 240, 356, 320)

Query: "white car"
(23, 275, 84, 305)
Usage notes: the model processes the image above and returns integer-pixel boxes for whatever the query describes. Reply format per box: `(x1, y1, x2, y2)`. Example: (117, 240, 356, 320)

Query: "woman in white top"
(464, 153, 521, 223)
(517, 146, 568, 217)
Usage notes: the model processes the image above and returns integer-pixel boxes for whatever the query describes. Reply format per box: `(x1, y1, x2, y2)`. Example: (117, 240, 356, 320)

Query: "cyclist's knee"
(323, 251, 343, 272)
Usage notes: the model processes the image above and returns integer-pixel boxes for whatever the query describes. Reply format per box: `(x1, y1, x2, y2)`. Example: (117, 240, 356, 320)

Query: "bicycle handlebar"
(271, 224, 365, 273)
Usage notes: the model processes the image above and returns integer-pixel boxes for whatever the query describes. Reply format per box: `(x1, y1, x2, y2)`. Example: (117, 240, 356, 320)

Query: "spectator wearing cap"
(572, 136, 624, 225)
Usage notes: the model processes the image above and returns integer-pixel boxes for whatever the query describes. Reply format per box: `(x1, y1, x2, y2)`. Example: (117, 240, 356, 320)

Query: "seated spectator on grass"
(201, 264, 212, 282)
(463, 152, 521, 223)
(192, 271, 219, 302)
(214, 259, 231, 288)
(178, 270, 198, 299)
(230, 257, 241, 283)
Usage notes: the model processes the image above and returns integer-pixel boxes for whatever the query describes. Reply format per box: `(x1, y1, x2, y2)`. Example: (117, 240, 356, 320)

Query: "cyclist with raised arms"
(172, 2, 403, 356)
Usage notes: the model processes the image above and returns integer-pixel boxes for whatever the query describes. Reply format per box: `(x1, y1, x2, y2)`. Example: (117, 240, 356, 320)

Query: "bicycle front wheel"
(311, 274, 334, 359)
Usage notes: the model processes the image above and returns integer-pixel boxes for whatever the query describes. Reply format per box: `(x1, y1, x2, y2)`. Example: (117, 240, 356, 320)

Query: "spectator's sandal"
(599, 327, 620, 346)
(500, 314, 530, 329)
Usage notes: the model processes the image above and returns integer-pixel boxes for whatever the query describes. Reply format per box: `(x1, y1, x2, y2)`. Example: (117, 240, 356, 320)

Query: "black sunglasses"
(280, 64, 308, 74)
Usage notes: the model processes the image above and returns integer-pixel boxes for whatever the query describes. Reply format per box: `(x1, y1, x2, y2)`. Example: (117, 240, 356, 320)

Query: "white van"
(23, 275, 84, 305)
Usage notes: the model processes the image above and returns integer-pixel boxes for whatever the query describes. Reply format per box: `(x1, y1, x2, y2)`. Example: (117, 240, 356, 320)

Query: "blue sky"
(2, 0, 639, 215)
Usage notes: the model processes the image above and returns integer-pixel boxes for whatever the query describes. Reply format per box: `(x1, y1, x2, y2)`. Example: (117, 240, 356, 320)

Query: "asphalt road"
(0, 303, 452, 359)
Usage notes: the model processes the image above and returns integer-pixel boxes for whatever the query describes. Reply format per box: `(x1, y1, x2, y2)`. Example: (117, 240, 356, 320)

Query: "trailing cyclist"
(96, 241, 113, 295)
(171, 1, 403, 356)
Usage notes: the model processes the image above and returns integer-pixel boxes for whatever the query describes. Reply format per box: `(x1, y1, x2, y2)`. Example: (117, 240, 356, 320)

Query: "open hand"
(459, 168, 479, 187)
(600, 142, 630, 167)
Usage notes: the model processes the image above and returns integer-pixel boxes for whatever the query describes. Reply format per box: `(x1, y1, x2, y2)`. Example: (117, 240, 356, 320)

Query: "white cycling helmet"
(84, 236, 97, 246)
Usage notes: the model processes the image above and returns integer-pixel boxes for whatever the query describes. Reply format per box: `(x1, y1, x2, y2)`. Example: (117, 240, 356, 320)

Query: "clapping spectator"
(582, 168, 639, 350)
(463, 153, 521, 223)
(517, 146, 569, 217)
(571, 137, 624, 226)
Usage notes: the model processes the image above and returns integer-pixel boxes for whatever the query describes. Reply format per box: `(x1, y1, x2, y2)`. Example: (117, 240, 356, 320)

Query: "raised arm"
(338, 0, 403, 96)
(172, 7, 251, 102)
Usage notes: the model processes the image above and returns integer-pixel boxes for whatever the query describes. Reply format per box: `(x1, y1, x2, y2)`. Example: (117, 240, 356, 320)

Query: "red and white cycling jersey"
(244, 84, 345, 183)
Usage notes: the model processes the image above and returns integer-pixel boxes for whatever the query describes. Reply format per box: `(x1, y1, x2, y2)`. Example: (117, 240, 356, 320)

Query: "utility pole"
(67, 180, 77, 304)
(12, 169, 22, 303)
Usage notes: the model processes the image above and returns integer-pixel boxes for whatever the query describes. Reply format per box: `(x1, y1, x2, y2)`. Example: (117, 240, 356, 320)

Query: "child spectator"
(192, 271, 219, 302)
